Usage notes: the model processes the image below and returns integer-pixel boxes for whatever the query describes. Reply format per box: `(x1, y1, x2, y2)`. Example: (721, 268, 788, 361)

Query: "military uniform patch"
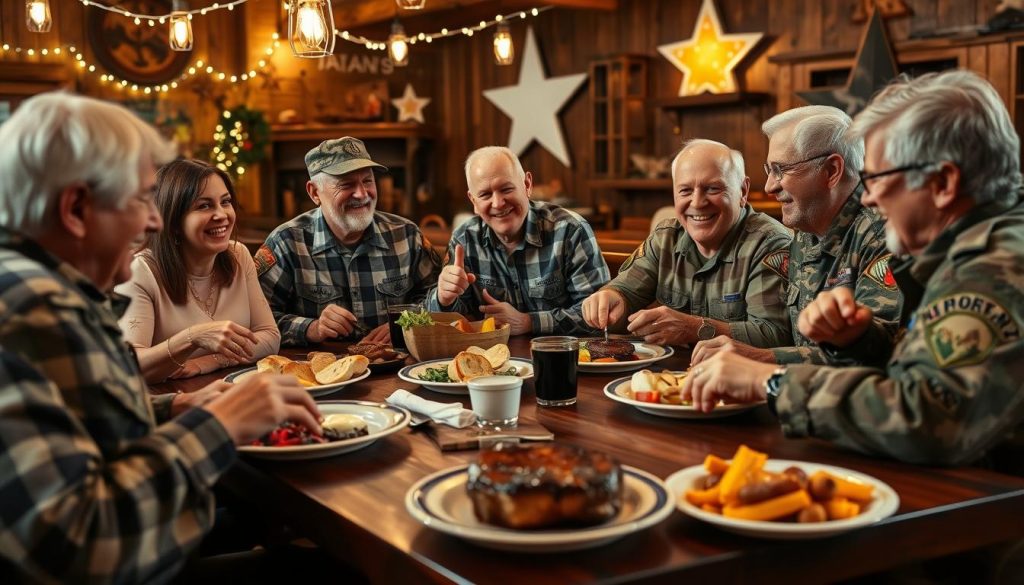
(864, 254, 897, 291)
(922, 293, 1020, 367)
(762, 249, 789, 279)
(619, 241, 646, 272)
(825, 267, 853, 289)
(254, 245, 277, 276)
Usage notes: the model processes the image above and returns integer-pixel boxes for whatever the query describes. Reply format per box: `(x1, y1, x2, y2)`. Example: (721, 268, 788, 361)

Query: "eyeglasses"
(762, 152, 832, 181)
(857, 162, 937, 194)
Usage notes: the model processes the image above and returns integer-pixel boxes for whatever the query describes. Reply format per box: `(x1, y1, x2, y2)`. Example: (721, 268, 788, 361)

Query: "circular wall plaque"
(87, 0, 190, 84)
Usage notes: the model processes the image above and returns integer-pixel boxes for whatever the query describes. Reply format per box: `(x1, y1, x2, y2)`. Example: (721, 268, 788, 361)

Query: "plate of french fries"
(603, 370, 764, 419)
(665, 445, 899, 539)
(224, 353, 372, 397)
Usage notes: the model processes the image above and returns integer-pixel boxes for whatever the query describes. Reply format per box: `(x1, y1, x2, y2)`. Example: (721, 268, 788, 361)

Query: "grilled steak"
(586, 339, 636, 360)
(347, 342, 398, 361)
(466, 443, 623, 529)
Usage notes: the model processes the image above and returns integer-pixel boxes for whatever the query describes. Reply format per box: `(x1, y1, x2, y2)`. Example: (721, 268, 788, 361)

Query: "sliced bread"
(257, 355, 291, 374)
(307, 351, 337, 374)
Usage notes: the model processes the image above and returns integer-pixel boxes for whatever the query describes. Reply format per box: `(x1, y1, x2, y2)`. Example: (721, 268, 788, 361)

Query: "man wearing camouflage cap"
(257, 136, 440, 345)
(691, 105, 902, 368)
(684, 70, 1024, 473)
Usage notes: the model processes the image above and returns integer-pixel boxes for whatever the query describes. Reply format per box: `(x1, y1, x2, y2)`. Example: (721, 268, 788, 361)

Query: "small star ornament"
(391, 83, 431, 123)
(657, 0, 763, 96)
(482, 26, 588, 167)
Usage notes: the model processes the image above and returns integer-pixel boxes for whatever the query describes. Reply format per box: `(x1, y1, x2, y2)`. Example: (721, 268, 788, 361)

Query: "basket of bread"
(257, 352, 369, 387)
(397, 310, 511, 362)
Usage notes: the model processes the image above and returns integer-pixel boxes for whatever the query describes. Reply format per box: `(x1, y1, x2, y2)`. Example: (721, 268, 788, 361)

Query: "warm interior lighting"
(169, 0, 193, 51)
(26, 0, 52, 33)
(395, 0, 426, 9)
(493, 22, 514, 65)
(288, 0, 335, 58)
(389, 20, 409, 67)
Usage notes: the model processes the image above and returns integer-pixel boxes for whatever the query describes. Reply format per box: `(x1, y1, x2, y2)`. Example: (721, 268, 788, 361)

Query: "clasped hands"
(436, 244, 531, 335)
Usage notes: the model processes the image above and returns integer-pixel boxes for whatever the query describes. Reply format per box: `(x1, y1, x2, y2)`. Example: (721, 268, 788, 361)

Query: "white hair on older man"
(849, 70, 1022, 205)
(674, 138, 746, 190)
(762, 105, 864, 188)
(0, 91, 176, 237)
(464, 146, 526, 186)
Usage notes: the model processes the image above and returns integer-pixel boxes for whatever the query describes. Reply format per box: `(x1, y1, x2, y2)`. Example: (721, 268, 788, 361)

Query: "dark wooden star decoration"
(797, 9, 898, 116)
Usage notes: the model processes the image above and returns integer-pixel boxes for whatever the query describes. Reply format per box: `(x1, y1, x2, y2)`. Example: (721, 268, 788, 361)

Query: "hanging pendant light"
(388, 20, 409, 67)
(288, 0, 335, 58)
(26, 0, 52, 33)
(493, 22, 514, 65)
(395, 0, 426, 9)
(168, 0, 193, 51)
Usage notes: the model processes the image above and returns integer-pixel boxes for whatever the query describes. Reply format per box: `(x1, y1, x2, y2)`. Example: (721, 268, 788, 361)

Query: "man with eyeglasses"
(684, 70, 1024, 474)
(691, 105, 901, 368)
(427, 146, 609, 335)
(257, 136, 441, 345)
(582, 139, 792, 348)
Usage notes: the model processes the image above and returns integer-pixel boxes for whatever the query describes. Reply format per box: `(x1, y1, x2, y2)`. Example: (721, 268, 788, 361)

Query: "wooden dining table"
(154, 337, 1024, 584)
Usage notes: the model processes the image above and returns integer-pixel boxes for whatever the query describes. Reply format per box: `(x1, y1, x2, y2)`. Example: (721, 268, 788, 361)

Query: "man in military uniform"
(427, 146, 609, 335)
(684, 70, 1024, 473)
(691, 106, 902, 367)
(257, 137, 441, 346)
(582, 139, 792, 348)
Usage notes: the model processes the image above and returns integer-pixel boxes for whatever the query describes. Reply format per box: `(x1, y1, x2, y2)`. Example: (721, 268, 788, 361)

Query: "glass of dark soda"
(530, 336, 579, 406)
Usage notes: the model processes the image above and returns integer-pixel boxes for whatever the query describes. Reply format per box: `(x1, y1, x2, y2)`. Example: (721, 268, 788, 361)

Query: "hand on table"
(205, 373, 322, 445)
(308, 304, 360, 343)
(479, 289, 531, 335)
(626, 306, 696, 346)
(691, 335, 776, 365)
(681, 352, 777, 413)
(189, 320, 258, 363)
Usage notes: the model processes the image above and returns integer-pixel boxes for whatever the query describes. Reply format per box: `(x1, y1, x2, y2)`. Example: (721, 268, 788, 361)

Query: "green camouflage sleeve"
(605, 233, 663, 316)
(727, 233, 793, 348)
(772, 345, 826, 365)
(774, 249, 1024, 465)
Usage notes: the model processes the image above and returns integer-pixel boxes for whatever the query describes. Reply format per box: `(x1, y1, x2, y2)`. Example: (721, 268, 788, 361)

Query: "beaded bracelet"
(166, 338, 185, 368)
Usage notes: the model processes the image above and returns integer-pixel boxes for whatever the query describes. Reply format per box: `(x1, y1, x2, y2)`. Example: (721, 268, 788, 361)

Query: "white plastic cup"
(467, 375, 522, 430)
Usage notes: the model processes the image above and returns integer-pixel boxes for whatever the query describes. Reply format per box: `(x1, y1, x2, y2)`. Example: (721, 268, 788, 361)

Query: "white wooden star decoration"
(391, 83, 431, 123)
(657, 0, 763, 96)
(482, 27, 587, 167)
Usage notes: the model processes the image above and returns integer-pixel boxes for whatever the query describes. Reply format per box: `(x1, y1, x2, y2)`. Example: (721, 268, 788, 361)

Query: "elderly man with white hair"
(427, 146, 609, 335)
(691, 106, 902, 367)
(582, 139, 792, 348)
(0, 92, 322, 583)
(684, 70, 1024, 473)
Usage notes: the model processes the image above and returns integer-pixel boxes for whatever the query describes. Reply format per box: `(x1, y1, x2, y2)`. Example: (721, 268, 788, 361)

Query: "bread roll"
(344, 354, 370, 377)
(307, 351, 337, 374)
(257, 355, 291, 374)
(451, 351, 494, 382)
(282, 361, 317, 385)
(315, 358, 355, 385)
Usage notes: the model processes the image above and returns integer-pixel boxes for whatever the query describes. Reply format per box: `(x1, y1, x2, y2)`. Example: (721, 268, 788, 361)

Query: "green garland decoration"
(211, 105, 270, 178)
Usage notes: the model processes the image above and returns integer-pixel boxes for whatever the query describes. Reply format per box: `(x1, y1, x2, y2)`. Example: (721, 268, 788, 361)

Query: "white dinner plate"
(603, 375, 764, 419)
(665, 459, 900, 539)
(405, 465, 674, 552)
(397, 357, 534, 395)
(238, 400, 410, 461)
(578, 342, 674, 373)
(225, 365, 371, 398)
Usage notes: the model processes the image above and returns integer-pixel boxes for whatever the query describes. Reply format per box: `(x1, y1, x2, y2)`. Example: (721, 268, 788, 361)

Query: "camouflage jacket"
(773, 192, 903, 365)
(605, 206, 792, 347)
(776, 196, 1024, 470)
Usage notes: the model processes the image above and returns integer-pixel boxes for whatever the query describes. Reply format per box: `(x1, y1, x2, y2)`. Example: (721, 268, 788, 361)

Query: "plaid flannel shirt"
(425, 202, 610, 335)
(257, 209, 441, 346)
(605, 206, 793, 347)
(0, 229, 236, 584)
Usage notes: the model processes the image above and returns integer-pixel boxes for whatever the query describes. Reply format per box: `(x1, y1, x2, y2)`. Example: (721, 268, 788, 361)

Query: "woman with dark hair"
(116, 159, 280, 382)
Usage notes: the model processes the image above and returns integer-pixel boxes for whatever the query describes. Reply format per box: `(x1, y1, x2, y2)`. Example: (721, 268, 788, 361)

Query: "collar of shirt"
(676, 205, 750, 273)
(819, 188, 868, 258)
(309, 208, 389, 255)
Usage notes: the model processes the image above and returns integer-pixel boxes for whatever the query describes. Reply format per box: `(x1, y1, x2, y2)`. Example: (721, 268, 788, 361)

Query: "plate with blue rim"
(397, 357, 533, 395)
(405, 464, 674, 552)
(225, 366, 371, 398)
(578, 341, 674, 373)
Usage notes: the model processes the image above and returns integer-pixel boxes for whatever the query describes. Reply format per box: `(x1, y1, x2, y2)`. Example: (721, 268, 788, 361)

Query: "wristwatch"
(763, 367, 787, 417)
(697, 317, 716, 341)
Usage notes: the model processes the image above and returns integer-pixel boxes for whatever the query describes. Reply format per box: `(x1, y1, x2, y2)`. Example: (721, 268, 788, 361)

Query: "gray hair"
(762, 105, 863, 185)
(674, 138, 746, 190)
(0, 91, 176, 237)
(464, 146, 526, 186)
(849, 70, 1021, 205)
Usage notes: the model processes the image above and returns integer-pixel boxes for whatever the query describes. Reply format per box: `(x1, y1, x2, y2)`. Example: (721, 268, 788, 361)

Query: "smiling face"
(466, 152, 532, 247)
(309, 167, 377, 245)
(764, 124, 836, 235)
(181, 173, 236, 262)
(92, 157, 164, 290)
(672, 143, 749, 257)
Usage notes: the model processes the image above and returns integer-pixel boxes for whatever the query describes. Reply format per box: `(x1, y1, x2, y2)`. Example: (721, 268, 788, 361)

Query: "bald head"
(672, 139, 746, 192)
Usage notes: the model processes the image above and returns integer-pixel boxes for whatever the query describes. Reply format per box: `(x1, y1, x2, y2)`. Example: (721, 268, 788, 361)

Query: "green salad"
(395, 309, 434, 330)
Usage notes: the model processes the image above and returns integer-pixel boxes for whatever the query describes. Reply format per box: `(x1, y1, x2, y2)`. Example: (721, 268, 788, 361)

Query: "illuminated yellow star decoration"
(657, 0, 763, 96)
(391, 83, 431, 123)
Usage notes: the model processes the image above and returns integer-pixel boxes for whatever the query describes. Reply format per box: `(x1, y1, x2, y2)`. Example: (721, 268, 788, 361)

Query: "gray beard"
(884, 224, 907, 256)
(326, 199, 375, 235)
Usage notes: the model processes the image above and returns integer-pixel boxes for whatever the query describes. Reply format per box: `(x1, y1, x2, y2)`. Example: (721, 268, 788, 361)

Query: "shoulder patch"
(619, 241, 646, 272)
(762, 249, 789, 279)
(922, 292, 1020, 368)
(254, 245, 277, 276)
(864, 254, 897, 291)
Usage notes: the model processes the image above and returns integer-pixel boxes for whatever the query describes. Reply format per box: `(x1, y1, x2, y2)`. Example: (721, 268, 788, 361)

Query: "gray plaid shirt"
(426, 201, 610, 334)
(257, 208, 441, 345)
